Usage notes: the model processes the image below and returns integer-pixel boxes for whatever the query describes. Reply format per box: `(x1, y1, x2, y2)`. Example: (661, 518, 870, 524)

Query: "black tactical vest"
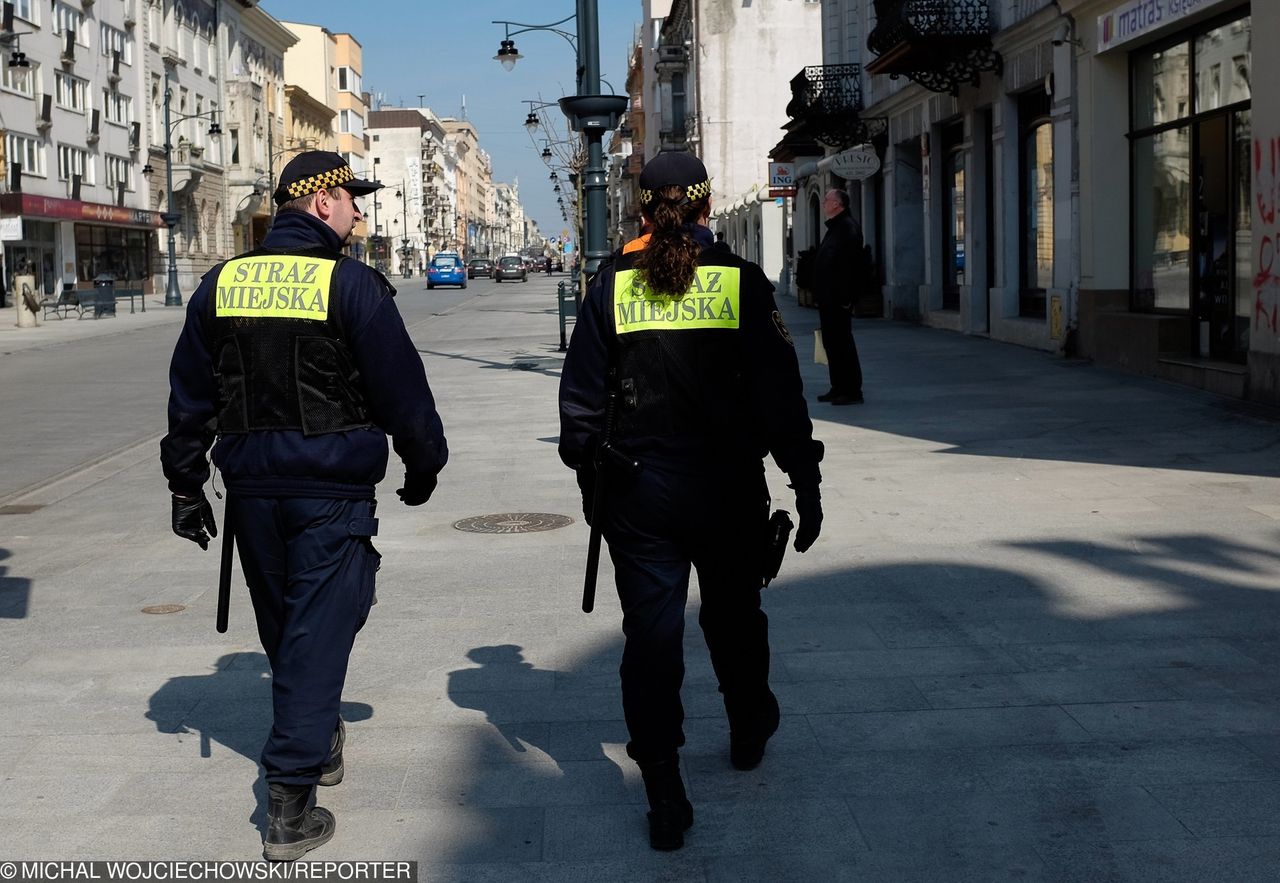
(205, 247, 373, 435)
(609, 254, 750, 444)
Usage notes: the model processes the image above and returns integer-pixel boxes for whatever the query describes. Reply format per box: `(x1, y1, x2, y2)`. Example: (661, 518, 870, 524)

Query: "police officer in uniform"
(558, 152, 824, 851)
(161, 151, 448, 860)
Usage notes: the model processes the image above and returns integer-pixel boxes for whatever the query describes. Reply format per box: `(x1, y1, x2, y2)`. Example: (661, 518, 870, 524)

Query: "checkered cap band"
(285, 165, 356, 200)
(639, 179, 711, 206)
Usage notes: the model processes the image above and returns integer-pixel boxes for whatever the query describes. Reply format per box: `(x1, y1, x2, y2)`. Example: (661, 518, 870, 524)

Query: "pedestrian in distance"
(558, 151, 825, 851)
(814, 187, 867, 405)
(712, 230, 732, 254)
(160, 150, 448, 861)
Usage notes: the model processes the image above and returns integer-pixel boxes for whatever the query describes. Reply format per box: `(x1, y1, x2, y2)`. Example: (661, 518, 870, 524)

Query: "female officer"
(558, 152, 824, 851)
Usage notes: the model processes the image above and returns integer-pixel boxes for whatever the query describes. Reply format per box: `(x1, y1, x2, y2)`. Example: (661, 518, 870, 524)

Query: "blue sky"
(260, 0, 641, 236)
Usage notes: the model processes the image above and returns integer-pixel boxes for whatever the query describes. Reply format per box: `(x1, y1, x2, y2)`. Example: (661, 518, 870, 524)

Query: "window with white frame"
(337, 66, 362, 94)
(102, 89, 132, 125)
(339, 109, 364, 139)
(10, 0, 36, 24)
(100, 23, 133, 65)
(2, 60, 37, 97)
(105, 154, 133, 191)
(57, 144, 91, 183)
(55, 72, 89, 112)
(7, 132, 45, 176)
(54, 3, 88, 47)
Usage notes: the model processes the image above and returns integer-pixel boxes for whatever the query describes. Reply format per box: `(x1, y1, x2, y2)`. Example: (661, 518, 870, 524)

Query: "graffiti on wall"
(1257, 136, 1280, 336)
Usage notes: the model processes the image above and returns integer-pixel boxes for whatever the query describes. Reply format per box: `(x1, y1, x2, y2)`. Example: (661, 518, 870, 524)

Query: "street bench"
(40, 287, 79, 320)
(114, 288, 144, 313)
(76, 289, 117, 319)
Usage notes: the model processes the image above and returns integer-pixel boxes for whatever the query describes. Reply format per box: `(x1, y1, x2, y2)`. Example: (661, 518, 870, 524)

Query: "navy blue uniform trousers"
(230, 495, 380, 786)
(603, 459, 774, 764)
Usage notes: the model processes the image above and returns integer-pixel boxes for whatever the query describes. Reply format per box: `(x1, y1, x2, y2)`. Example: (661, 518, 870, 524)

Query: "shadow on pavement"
(146, 651, 374, 838)
(427, 537, 1280, 879)
(793, 319, 1280, 479)
(0, 547, 31, 619)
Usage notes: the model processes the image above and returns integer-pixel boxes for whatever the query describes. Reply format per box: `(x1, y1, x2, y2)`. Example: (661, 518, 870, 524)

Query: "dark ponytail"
(634, 185, 710, 297)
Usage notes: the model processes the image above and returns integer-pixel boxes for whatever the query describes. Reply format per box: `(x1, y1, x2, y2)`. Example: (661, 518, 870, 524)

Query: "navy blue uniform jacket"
(161, 210, 448, 498)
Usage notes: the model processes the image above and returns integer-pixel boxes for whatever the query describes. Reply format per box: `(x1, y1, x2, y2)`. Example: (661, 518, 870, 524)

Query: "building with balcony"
(0, 0, 159, 302)
(222, 3, 294, 253)
(639, 0, 821, 281)
(280, 20, 370, 260)
(784, 0, 1274, 403)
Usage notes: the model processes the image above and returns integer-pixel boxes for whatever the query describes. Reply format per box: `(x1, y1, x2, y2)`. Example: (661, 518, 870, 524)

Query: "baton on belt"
(582, 388, 640, 613)
(216, 500, 235, 634)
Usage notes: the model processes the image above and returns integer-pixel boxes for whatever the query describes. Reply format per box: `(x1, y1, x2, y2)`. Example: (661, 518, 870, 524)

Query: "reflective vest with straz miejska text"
(609, 261, 749, 443)
(206, 251, 373, 436)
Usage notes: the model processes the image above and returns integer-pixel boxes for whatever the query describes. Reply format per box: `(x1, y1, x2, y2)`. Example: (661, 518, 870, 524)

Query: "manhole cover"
(0, 504, 45, 515)
(141, 604, 186, 615)
(453, 513, 573, 534)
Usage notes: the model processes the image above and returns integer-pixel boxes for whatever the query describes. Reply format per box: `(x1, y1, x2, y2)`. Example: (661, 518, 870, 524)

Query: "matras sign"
(1097, 0, 1231, 53)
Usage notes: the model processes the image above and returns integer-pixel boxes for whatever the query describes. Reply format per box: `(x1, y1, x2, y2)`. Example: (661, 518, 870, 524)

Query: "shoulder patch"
(772, 310, 795, 347)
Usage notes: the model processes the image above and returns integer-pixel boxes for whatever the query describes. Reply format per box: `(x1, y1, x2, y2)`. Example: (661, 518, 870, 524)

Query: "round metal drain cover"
(141, 604, 186, 615)
(453, 513, 573, 534)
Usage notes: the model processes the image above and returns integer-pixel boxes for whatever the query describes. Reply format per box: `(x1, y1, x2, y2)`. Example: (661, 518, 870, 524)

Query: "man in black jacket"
(812, 188, 865, 405)
(161, 151, 448, 861)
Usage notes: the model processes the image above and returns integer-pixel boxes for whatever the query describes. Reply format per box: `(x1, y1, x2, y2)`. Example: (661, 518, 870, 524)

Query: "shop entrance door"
(1192, 109, 1251, 361)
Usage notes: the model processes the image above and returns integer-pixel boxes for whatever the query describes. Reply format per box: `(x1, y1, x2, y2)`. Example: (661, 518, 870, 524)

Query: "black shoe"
(729, 694, 781, 771)
(639, 758, 694, 851)
(263, 783, 335, 862)
(816, 389, 838, 402)
(829, 393, 864, 406)
(319, 719, 345, 786)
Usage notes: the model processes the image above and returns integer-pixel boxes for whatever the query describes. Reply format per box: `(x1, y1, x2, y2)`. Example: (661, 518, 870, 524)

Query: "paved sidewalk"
(1, 293, 185, 356)
(2, 275, 1280, 881)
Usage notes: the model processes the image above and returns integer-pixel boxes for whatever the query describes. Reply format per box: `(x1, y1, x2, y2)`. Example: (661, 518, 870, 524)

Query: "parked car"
(494, 255, 528, 283)
(427, 253, 466, 289)
(467, 258, 494, 279)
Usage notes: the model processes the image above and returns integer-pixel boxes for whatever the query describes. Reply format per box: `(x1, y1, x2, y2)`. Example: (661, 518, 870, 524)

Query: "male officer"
(161, 151, 448, 861)
(813, 188, 866, 404)
(559, 152, 823, 850)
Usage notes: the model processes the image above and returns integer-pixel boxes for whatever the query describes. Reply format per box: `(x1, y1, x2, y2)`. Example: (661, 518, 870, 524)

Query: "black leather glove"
(397, 471, 438, 506)
(576, 464, 597, 525)
(172, 492, 217, 551)
(792, 484, 823, 553)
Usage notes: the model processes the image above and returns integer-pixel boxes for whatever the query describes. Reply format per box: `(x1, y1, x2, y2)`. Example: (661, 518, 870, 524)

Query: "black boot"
(729, 691, 781, 771)
(319, 718, 345, 786)
(263, 783, 335, 862)
(638, 758, 694, 851)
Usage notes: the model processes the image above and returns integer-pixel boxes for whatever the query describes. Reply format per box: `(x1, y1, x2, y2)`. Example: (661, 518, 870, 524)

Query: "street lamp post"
(493, 2, 626, 278)
(159, 62, 221, 306)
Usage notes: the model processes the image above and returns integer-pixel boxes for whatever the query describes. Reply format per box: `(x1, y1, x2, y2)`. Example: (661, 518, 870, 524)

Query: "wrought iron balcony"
(866, 0, 1001, 95)
(780, 64, 886, 152)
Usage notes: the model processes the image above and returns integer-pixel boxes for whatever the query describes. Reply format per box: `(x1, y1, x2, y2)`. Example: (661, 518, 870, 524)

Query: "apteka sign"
(1097, 0, 1229, 53)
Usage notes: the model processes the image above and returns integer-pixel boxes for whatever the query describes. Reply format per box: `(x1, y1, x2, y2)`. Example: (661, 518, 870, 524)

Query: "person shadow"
(443, 645, 633, 861)
(146, 651, 373, 837)
(0, 548, 32, 619)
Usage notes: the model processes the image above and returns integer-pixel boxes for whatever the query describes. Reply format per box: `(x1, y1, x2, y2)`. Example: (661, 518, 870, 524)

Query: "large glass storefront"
(73, 224, 153, 285)
(4, 220, 59, 300)
(1130, 8, 1251, 360)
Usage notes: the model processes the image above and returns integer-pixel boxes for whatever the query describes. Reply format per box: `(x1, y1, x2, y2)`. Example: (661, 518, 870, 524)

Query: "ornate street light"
(159, 61, 221, 306)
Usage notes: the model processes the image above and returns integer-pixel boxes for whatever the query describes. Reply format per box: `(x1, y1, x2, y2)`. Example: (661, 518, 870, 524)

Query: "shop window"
(1019, 91, 1053, 319)
(1196, 19, 1250, 113)
(940, 121, 965, 311)
(74, 224, 152, 283)
(1132, 42, 1189, 130)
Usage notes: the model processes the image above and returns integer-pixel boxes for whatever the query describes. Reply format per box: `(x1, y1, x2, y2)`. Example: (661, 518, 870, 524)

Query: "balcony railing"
(780, 64, 886, 152)
(866, 0, 1001, 95)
